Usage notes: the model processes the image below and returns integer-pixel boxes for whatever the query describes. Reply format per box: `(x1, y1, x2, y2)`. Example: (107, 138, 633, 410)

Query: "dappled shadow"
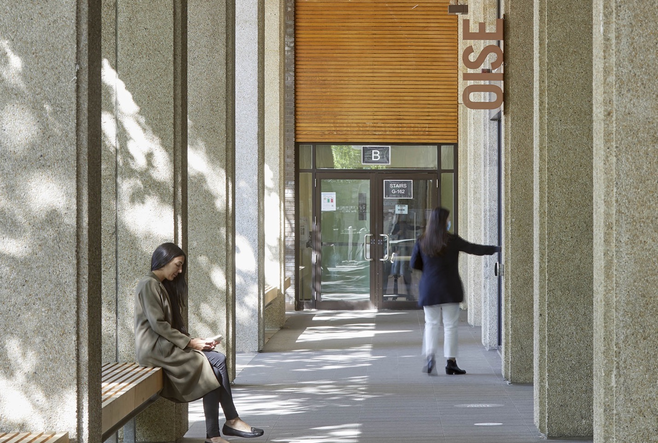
(0, 32, 238, 431)
(0, 27, 84, 430)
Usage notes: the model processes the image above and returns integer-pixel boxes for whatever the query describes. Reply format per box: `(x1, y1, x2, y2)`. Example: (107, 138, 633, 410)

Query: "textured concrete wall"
(0, 1, 102, 440)
(501, 0, 534, 384)
(593, 1, 658, 442)
(533, 0, 593, 437)
(187, 0, 235, 377)
(235, 0, 265, 352)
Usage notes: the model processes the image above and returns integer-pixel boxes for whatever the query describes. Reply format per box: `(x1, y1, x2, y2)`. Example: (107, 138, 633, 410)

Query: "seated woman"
(135, 242, 264, 443)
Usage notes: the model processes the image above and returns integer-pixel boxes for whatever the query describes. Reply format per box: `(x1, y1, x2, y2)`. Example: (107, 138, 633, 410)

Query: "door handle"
(364, 234, 373, 261)
(494, 262, 504, 277)
(379, 234, 390, 262)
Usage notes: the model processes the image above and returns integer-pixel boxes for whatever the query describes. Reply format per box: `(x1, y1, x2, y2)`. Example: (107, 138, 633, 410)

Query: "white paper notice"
(321, 192, 336, 211)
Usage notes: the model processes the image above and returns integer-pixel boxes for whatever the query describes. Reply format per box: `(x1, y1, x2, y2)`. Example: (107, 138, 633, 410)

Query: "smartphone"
(208, 334, 223, 343)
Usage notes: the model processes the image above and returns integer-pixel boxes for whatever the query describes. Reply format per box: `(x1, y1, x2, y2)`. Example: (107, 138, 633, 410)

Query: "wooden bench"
(2, 363, 161, 443)
(101, 362, 163, 441)
(0, 433, 68, 443)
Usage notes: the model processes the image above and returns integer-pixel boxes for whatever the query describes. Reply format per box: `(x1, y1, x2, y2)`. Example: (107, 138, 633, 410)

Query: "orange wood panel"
(295, 0, 458, 143)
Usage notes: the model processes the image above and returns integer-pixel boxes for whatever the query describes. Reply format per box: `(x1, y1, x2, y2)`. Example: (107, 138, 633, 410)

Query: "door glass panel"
(441, 144, 455, 170)
(299, 144, 313, 169)
(381, 179, 435, 302)
(298, 173, 313, 301)
(316, 145, 438, 169)
(440, 172, 455, 233)
(319, 179, 371, 302)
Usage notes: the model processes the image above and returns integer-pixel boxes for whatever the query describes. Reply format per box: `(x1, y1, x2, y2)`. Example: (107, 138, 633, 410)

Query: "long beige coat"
(134, 273, 220, 403)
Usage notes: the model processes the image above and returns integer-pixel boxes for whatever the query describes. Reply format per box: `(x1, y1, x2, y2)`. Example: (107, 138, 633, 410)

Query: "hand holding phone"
(207, 334, 223, 343)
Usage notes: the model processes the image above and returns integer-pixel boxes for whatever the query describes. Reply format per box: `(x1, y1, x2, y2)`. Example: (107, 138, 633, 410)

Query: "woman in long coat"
(410, 207, 500, 375)
(135, 242, 263, 443)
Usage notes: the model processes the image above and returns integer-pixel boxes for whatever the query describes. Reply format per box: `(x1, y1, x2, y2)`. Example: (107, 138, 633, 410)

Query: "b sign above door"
(362, 146, 391, 165)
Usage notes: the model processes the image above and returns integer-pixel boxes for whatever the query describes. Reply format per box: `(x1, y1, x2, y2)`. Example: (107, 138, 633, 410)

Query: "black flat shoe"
(445, 359, 466, 375)
(222, 424, 264, 438)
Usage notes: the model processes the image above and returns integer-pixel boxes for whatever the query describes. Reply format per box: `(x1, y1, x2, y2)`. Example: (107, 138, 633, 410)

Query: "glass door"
(376, 174, 437, 309)
(315, 177, 374, 309)
(297, 144, 456, 310)
(313, 174, 438, 309)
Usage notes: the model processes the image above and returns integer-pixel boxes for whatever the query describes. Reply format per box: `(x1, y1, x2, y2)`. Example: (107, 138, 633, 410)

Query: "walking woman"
(410, 208, 500, 375)
(135, 242, 264, 443)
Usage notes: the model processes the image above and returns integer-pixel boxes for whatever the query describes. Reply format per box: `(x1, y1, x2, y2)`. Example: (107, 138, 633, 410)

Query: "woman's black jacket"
(410, 234, 499, 307)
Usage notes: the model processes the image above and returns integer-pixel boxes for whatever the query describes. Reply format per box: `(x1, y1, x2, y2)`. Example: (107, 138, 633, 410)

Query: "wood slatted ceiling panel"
(296, 0, 458, 143)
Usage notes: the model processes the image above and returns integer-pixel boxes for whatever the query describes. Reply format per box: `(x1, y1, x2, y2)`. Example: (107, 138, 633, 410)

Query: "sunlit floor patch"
(271, 423, 361, 443)
(474, 423, 504, 426)
(454, 403, 505, 408)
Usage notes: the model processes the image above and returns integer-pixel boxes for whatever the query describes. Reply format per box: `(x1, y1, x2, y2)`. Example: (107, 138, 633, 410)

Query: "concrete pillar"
(187, 0, 236, 379)
(264, 0, 287, 331)
(593, 1, 658, 442)
(533, 0, 593, 437)
(460, 1, 500, 339)
(103, 1, 188, 440)
(235, 0, 265, 352)
(0, 1, 102, 441)
(501, 0, 534, 383)
(283, 0, 296, 311)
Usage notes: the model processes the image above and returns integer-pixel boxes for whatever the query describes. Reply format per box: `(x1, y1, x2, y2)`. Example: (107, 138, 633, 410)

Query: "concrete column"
(235, 0, 265, 352)
(460, 1, 500, 337)
(108, 1, 187, 440)
(593, 1, 658, 442)
(0, 1, 102, 440)
(478, 0, 502, 349)
(464, 4, 484, 323)
(501, 0, 534, 383)
(533, 0, 593, 437)
(187, 0, 236, 380)
(283, 0, 296, 311)
(264, 0, 287, 331)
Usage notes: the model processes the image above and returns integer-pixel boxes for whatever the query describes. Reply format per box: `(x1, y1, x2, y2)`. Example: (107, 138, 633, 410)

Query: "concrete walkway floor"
(184, 310, 593, 443)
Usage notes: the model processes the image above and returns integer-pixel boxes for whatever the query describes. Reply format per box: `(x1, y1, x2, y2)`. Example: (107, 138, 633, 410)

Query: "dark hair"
(419, 207, 450, 256)
(151, 242, 188, 333)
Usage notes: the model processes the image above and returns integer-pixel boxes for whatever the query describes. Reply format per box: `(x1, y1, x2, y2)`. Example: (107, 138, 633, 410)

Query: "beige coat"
(134, 273, 220, 403)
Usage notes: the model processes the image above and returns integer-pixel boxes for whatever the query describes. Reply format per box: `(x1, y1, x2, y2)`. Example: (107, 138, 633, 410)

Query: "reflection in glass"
(299, 144, 313, 169)
(441, 144, 455, 170)
(441, 173, 455, 232)
(298, 173, 313, 300)
(316, 145, 437, 170)
(381, 179, 435, 302)
(320, 179, 371, 302)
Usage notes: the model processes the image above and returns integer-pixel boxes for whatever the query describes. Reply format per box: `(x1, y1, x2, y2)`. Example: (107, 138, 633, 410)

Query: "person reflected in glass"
(410, 208, 500, 375)
(135, 242, 264, 442)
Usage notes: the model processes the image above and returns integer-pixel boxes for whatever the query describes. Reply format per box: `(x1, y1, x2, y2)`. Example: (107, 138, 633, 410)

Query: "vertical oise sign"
(462, 19, 504, 110)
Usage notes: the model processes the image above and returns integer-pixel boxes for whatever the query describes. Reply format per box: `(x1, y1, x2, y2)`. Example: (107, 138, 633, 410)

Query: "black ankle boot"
(445, 358, 466, 375)
(424, 355, 436, 374)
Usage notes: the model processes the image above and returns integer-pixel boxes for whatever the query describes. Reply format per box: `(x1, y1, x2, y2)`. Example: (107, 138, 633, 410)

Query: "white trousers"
(422, 303, 460, 359)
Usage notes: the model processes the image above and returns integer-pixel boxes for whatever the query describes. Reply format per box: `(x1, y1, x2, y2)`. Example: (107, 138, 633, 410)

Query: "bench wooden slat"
(0, 433, 68, 443)
(102, 365, 159, 401)
(101, 362, 162, 437)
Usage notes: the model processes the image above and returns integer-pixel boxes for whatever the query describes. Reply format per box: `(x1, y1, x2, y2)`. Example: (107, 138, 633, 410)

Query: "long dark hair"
(151, 242, 188, 333)
(419, 207, 450, 256)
